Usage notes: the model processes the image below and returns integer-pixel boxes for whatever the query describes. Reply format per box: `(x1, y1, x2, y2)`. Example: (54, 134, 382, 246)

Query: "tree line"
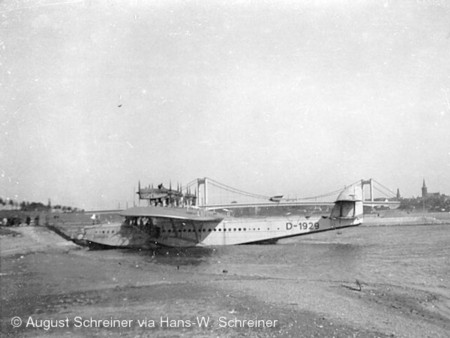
(399, 194, 450, 212)
(0, 197, 83, 213)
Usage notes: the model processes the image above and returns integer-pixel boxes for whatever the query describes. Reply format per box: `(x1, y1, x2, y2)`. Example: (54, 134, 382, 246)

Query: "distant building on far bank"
(400, 179, 449, 212)
(422, 179, 427, 198)
(422, 179, 440, 198)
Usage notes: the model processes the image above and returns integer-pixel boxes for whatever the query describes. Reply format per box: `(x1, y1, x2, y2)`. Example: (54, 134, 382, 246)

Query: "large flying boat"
(76, 180, 363, 248)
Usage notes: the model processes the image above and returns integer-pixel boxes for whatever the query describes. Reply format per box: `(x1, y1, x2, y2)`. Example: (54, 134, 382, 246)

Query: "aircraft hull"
(79, 215, 361, 248)
(80, 184, 363, 248)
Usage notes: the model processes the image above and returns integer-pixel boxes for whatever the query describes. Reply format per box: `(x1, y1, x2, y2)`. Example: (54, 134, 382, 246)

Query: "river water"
(3, 223, 448, 337)
(79, 222, 450, 336)
(124, 224, 449, 294)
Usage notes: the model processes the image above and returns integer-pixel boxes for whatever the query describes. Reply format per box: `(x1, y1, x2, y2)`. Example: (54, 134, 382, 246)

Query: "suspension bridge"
(183, 177, 400, 210)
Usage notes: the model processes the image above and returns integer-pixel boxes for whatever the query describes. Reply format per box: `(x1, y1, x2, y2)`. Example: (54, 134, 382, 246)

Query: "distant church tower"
(422, 179, 428, 198)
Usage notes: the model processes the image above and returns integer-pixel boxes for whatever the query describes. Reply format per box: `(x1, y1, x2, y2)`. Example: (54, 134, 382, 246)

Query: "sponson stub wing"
(120, 206, 224, 222)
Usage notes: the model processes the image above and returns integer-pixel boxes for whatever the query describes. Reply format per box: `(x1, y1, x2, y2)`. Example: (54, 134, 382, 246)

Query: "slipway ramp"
(0, 226, 80, 256)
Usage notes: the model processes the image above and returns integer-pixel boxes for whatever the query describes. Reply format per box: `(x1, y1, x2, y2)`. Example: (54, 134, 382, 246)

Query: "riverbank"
(0, 226, 79, 256)
(1, 226, 449, 337)
(362, 210, 450, 226)
(363, 215, 445, 226)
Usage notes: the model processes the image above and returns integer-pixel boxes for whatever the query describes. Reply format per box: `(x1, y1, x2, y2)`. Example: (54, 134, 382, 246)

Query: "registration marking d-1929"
(286, 222, 319, 230)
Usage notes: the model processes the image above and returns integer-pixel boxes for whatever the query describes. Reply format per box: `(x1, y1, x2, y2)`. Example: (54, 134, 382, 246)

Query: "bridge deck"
(205, 201, 400, 210)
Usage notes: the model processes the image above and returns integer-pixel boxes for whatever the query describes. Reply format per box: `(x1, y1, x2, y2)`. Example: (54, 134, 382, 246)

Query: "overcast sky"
(1, 0, 450, 210)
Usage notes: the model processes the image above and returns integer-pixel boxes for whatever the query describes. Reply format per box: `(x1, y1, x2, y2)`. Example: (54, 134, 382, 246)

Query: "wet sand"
(1, 226, 449, 337)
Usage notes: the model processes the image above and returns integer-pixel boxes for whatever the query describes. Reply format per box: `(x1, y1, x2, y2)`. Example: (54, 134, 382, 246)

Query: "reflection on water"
(142, 246, 216, 267)
(123, 225, 449, 293)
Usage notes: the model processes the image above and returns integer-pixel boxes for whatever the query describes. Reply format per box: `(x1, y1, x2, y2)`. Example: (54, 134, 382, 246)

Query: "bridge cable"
(372, 179, 397, 198)
(206, 178, 363, 202)
(291, 179, 361, 201)
(206, 178, 270, 200)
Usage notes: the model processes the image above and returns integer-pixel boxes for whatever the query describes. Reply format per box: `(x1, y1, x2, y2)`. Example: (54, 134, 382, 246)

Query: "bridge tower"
(197, 177, 208, 206)
(361, 179, 374, 202)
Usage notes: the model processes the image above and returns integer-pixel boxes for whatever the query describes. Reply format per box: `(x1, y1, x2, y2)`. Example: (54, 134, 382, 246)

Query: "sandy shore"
(1, 226, 449, 337)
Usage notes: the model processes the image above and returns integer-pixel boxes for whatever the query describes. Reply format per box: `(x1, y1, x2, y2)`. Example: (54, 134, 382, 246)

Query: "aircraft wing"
(140, 192, 168, 199)
(120, 206, 223, 222)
